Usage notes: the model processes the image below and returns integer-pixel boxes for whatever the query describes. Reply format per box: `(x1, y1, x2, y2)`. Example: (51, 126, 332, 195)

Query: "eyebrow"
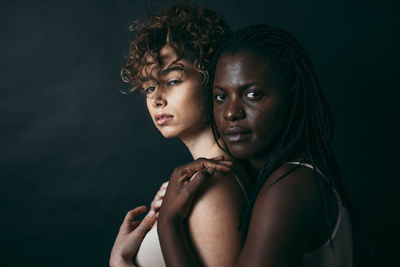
(213, 82, 263, 90)
(160, 62, 184, 76)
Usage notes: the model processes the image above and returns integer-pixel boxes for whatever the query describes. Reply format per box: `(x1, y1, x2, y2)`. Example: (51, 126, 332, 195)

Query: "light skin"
(157, 51, 335, 266)
(110, 45, 248, 267)
(110, 206, 156, 267)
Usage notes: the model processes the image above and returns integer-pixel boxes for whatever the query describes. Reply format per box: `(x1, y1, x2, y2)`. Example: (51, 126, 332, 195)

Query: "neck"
(247, 150, 305, 178)
(180, 126, 228, 160)
(247, 153, 274, 177)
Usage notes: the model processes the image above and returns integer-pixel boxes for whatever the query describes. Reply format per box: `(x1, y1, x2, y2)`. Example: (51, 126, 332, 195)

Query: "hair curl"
(121, 4, 230, 92)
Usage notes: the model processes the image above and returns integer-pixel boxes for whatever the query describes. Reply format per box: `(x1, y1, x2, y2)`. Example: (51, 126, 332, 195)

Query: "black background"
(1, 0, 398, 266)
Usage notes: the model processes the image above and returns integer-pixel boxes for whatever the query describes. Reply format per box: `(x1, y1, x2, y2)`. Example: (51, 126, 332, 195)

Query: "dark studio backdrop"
(1, 0, 398, 266)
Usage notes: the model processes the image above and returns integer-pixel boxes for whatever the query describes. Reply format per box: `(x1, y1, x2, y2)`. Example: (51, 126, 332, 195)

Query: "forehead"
(140, 44, 178, 77)
(140, 44, 197, 83)
(214, 51, 274, 87)
(159, 45, 179, 68)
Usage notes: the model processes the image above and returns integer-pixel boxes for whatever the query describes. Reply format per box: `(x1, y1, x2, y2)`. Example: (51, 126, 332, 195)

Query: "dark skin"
(158, 51, 337, 266)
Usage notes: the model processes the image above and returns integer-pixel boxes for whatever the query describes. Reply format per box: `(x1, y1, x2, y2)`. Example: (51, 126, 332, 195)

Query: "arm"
(188, 171, 246, 265)
(158, 162, 323, 267)
(159, 172, 245, 267)
(158, 157, 244, 267)
(235, 165, 323, 267)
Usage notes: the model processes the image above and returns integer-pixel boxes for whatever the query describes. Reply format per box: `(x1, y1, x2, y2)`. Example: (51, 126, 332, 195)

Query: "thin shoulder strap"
(231, 171, 249, 202)
(286, 161, 350, 249)
(285, 161, 342, 206)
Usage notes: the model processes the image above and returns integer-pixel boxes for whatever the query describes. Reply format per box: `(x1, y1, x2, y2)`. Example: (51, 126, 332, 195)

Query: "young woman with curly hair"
(109, 4, 251, 267)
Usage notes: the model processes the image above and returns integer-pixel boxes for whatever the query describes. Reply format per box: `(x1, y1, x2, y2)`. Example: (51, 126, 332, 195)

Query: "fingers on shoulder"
(151, 199, 163, 211)
(160, 181, 169, 189)
(133, 214, 156, 238)
(174, 158, 232, 177)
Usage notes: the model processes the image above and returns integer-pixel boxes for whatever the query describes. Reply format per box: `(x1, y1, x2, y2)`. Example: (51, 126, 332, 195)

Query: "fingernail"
(206, 167, 215, 176)
(148, 210, 155, 218)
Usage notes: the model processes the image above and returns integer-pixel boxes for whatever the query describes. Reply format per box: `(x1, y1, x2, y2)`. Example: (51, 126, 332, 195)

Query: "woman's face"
(143, 45, 207, 139)
(212, 51, 291, 160)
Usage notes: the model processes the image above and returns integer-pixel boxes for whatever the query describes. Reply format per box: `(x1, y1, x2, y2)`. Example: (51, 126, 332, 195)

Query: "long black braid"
(206, 24, 356, 244)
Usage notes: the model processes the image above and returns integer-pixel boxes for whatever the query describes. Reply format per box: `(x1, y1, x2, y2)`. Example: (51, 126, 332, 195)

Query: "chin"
(226, 144, 255, 160)
(158, 127, 179, 139)
(227, 139, 271, 160)
(160, 131, 177, 139)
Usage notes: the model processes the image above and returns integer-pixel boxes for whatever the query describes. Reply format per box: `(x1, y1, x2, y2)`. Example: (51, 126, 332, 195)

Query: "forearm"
(109, 257, 136, 267)
(158, 218, 200, 267)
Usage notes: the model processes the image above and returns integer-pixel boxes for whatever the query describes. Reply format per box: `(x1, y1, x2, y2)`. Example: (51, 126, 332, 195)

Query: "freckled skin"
(213, 51, 291, 160)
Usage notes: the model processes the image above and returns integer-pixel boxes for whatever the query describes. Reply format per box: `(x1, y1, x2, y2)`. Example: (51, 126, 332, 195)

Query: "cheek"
(146, 98, 153, 116)
(177, 86, 205, 117)
(213, 105, 224, 132)
(252, 100, 290, 144)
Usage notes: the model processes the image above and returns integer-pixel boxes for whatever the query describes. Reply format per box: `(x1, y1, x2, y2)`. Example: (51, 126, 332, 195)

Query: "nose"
(150, 89, 167, 108)
(223, 99, 245, 122)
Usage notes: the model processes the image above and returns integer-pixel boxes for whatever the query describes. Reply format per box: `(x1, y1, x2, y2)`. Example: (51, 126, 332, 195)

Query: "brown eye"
(214, 93, 226, 102)
(245, 91, 262, 100)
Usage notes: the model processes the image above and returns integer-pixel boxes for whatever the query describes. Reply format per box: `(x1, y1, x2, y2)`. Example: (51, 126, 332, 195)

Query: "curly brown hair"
(121, 4, 230, 92)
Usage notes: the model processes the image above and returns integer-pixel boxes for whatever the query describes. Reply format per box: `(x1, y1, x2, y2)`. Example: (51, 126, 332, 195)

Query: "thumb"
(126, 213, 156, 255)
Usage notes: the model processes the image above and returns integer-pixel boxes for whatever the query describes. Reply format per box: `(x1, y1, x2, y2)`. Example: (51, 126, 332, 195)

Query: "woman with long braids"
(157, 24, 354, 266)
(109, 4, 251, 267)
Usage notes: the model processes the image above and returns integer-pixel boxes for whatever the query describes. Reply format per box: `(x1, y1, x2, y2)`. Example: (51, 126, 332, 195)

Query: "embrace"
(110, 4, 353, 267)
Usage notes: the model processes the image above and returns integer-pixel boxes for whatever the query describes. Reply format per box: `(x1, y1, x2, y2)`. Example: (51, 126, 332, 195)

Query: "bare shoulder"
(188, 170, 247, 224)
(237, 164, 323, 266)
(254, 163, 322, 228)
(262, 163, 320, 194)
(186, 171, 247, 267)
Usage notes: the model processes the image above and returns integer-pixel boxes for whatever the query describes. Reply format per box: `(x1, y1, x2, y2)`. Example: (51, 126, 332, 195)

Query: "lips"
(155, 113, 174, 126)
(222, 127, 252, 143)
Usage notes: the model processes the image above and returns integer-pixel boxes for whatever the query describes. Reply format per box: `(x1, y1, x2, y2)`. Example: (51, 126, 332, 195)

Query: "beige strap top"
(286, 162, 353, 267)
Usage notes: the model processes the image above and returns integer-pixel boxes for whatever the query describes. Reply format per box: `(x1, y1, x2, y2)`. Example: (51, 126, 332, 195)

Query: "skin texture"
(158, 157, 246, 267)
(110, 46, 249, 267)
(157, 51, 333, 266)
(144, 45, 208, 140)
(212, 51, 291, 161)
(214, 52, 328, 266)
